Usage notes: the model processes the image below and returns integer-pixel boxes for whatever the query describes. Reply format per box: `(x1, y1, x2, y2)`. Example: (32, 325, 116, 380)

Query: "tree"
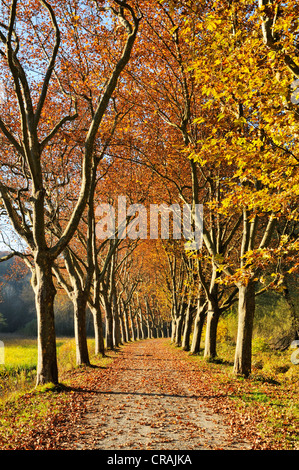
(119, 1, 240, 359)
(131, 0, 298, 375)
(0, 0, 141, 385)
(186, 0, 299, 376)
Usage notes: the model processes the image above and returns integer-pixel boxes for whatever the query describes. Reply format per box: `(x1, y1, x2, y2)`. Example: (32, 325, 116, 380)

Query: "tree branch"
(259, 0, 299, 79)
(50, 2, 141, 259)
(34, 0, 61, 126)
(40, 110, 78, 151)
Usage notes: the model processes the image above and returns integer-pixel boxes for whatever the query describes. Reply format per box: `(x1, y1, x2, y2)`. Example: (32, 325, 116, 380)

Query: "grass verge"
(169, 340, 299, 450)
(0, 336, 118, 450)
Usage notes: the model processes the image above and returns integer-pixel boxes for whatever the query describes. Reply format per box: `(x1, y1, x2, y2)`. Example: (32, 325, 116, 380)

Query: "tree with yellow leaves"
(181, 0, 299, 376)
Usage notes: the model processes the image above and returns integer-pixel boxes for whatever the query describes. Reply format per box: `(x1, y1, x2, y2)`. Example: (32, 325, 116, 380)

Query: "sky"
(0, 218, 27, 253)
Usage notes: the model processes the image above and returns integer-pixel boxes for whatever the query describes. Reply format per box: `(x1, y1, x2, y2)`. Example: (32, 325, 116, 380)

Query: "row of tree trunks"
(104, 294, 171, 350)
(169, 209, 277, 378)
(0, 1, 141, 386)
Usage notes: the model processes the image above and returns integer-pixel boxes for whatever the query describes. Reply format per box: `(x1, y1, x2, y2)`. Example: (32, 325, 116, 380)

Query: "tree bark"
(129, 306, 135, 341)
(122, 301, 131, 342)
(204, 301, 220, 359)
(113, 302, 122, 348)
(203, 263, 221, 359)
(175, 314, 184, 347)
(138, 311, 145, 339)
(119, 310, 126, 343)
(148, 321, 152, 338)
(90, 304, 105, 356)
(61, 249, 91, 366)
(103, 293, 114, 349)
(182, 299, 193, 351)
(233, 279, 256, 377)
(135, 314, 141, 340)
(72, 290, 90, 366)
(171, 317, 176, 343)
(190, 302, 206, 354)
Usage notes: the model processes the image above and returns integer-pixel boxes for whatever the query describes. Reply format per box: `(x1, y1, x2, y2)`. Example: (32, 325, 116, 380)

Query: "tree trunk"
(119, 310, 126, 343)
(129, 307, 135, 341)
(104, 297, 114, 349)
(190, 303, 206, 354)
(204, 301, 220, 359)
(182, 300, 193, 351)
(233, 279, 256, 377)
(204, 262, 221, 359)
(113, 306, 122, 347)
(136, 316, 141, 340)
(175, 315, 184, 347)
(72, 290, 90, 366)
(146, 320, 151, 339)
(90, 304, 105, 356)
(139, 313, 145, 339)
(34, 258, 58, 386)
(171, 318, 176, 342)
(123, 305, 131, 342)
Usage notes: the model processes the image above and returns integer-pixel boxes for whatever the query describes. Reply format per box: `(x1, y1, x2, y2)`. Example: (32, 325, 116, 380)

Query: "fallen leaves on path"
(43, 339, 254, 450)
(1, 338, 297, 450)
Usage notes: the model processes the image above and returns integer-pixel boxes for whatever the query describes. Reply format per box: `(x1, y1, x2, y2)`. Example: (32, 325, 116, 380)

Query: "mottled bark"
(103, 293, 114, 350)
(72, 290, 90, 366)
(90, 304, 105, 356)
(113, 298, 122, 347)
(175, 315, 184, 347)
(129, 306, 135, 342)
(190, 303, 206, 354)
(171, 318, 176, 343)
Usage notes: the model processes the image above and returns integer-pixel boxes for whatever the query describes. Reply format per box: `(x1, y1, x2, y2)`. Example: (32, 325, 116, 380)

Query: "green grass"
(0, 336, 109, 401)
(241, 391, 270, 403)
(1, 338, 37, 370)
(0, 336, 97, 400)
(0, 336, 116, 449)
(0, 337, 37, 399)
(179, 339, 299, 450)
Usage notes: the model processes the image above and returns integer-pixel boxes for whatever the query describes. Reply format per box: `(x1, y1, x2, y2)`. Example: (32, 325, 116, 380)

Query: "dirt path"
(62, 339, 251, 451)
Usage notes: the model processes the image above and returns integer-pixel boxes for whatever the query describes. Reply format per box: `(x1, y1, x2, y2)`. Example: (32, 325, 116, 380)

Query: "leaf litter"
(3, 338, 294, 450)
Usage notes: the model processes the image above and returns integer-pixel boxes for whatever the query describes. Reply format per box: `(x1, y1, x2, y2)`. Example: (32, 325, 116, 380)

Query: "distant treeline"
(0, 255, 93, 337)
